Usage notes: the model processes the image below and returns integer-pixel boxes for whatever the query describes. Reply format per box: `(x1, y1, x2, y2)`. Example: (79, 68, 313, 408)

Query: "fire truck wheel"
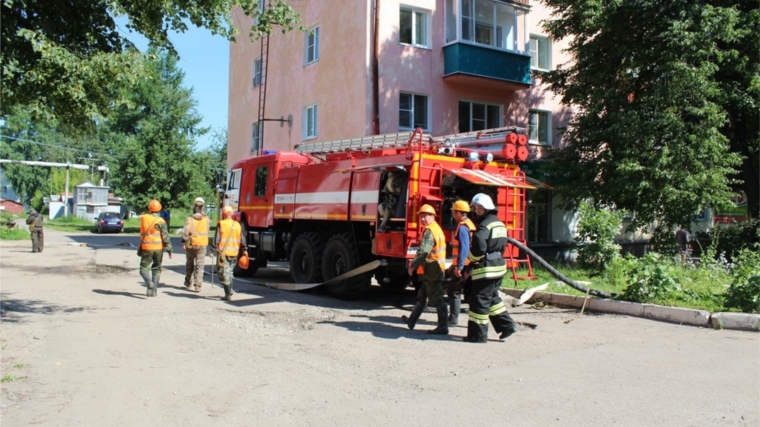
(322, 233, 371, 299)
(290, 232, 325, 284)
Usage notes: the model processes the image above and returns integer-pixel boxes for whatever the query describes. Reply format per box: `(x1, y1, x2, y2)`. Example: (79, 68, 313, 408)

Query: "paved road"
(1, 229, 758, 427)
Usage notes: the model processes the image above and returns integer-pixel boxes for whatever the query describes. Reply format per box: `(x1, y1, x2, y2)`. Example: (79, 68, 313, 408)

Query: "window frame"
(302, 104, 318, 140)
(458, 100, 502, 133)
(398, 92, 430, 131)
(526, 190, 552, 244)
(253, 57, 262, 87)
(399, 6, 431, 48)
(251, 121, 262, 154)
(304, 26, 320, 66)
(528, 109, 552, 146)
(529, 34, 552, 71)
(254, 166, 268, 197)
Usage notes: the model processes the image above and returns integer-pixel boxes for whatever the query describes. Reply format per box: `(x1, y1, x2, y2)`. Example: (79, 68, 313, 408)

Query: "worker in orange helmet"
(401, 204, 448, 335)
(138, 199, 173, 297)
(447, 200, 476, 327)
(214, 206, 245, 301)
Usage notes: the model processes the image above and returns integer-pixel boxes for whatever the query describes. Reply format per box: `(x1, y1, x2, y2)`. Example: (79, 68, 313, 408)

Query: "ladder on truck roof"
(295, 131, 431, 155)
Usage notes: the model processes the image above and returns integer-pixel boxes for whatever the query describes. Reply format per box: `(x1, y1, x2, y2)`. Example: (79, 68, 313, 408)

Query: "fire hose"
(505, 236, 615, 299)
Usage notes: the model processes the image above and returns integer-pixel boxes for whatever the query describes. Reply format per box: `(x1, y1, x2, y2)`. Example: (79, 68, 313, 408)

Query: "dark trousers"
(31, 229, 44, 252)
(465, 276, 516, 342)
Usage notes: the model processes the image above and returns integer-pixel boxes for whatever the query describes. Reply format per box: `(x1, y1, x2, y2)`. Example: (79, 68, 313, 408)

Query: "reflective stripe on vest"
(218, 219, 242, 256)
(451, 218, 476, 266)
(417, 221, 446, 275)
(186, 216, 209, 246)
(140, 214, 165, 251)
(470, 221, 508, 281)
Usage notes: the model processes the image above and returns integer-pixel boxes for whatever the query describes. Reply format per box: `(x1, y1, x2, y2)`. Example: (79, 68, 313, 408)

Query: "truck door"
(225, 168, 242, 210)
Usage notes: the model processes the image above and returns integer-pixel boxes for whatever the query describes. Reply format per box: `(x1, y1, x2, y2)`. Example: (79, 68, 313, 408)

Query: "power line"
(0, 134, 124, 159)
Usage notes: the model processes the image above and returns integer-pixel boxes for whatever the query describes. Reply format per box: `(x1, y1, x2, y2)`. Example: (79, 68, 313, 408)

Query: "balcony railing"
(443, 42, 531, 87)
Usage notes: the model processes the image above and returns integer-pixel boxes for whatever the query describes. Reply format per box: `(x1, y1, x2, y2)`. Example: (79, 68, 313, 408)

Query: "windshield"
(102, 212, 120, 219)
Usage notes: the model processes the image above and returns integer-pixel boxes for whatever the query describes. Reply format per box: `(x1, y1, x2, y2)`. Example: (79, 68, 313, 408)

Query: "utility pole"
(0, 159, 89, 217)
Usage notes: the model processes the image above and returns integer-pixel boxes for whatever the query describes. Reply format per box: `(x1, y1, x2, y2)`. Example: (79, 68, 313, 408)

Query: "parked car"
(95, 212, 123, 234)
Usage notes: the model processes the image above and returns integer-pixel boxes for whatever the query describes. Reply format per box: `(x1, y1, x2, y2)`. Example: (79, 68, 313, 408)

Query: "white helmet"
(194, 197, 205, 206)
(471, 193, 496, 210)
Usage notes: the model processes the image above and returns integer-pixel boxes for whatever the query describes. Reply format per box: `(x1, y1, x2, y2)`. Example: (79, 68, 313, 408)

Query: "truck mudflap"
(257, 259, 388, 291)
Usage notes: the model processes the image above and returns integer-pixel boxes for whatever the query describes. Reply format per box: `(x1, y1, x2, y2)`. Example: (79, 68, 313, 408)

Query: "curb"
(501, 288, 759, 332)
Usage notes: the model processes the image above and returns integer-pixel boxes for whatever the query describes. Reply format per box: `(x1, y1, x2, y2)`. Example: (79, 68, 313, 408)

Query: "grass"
(1, 375, 18, 383)
(14, 363, 25, 368)
(0, 228, 29, 240)
(46, 209, 219, 235)
(503, 260, 731, 312)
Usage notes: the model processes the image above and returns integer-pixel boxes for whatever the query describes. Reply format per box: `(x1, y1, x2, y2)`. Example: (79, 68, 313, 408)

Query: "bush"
(0, 228, 29, 240)
(621, 253, 681, 303)
(574, 200, 623, 274)
(693, 219, 760, 262)
(724, 249, 760, 313)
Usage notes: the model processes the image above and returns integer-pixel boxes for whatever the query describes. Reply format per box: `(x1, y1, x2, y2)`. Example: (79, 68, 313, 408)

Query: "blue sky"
(118, 20, 229, 151)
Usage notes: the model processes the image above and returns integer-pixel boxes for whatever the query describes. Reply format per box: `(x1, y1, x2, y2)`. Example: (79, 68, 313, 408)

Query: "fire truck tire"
(322, 233, 371, 299)
(290, 232, 325, 284)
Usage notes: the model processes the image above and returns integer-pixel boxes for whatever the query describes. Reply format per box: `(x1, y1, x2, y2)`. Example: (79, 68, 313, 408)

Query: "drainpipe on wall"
(372, 0, 380, 135)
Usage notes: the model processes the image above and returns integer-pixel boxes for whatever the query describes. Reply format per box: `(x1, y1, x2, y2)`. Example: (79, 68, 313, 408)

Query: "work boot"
(141, 270, 153, 297)
(222, 285, 232, 301)
(401, 302, 424, 330)
(428, 303, 449, 335)
(448, 296, 461, 327)
(151, 274, 160, 297)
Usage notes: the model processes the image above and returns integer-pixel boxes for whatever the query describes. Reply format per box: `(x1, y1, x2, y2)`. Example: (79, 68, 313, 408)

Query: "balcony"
(443, 42, 531, 90)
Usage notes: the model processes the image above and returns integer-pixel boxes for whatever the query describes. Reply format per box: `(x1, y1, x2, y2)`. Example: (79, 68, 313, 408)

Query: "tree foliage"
(1, 0, 301, 127)
(539, 0, 759, 227)
(107, 49, 209, 212)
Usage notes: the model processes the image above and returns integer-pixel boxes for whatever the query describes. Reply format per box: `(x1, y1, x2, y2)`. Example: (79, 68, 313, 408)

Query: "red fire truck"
(223, 127, 537, 299)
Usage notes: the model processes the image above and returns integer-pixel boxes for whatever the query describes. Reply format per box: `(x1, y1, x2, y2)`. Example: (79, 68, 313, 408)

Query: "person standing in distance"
(139, 199, 173, 297)
(447, 200, 475, 327)
(401, 204, 449, 335)
(182, 197, 209, 292)
(25, 208, 44, 253)
(215, 206, 244, 301)
(463, 193, 517, 343)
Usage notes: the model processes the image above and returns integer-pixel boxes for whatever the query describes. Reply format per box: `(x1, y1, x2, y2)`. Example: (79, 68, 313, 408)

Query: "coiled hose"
(506, 236, 615, 299)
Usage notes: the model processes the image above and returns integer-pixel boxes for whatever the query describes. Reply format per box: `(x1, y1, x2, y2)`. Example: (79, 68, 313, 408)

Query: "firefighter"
(182, 197, 209, 292)
(139, 199, 173, 297)
(25, 208, 44, 253)
(463, 193, 517, 343)
(401, 204, 448, 335)
(447, 200, 475, 327)
(215, 206, 244, 301)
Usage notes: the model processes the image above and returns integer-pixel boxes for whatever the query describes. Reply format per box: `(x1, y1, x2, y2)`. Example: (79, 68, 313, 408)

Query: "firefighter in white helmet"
(182, 197, 209, 292)
(401, 204, 449, 335)
(463, 193, 517, 342)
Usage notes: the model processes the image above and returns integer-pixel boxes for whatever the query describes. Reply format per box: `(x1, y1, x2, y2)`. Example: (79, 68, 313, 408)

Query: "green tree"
(194, 127, 229, 206)
(107, 49, 208, 212)
(539, 0, 758, 228)
(1, 0, 301, 128)
(0, 109, 55, 205)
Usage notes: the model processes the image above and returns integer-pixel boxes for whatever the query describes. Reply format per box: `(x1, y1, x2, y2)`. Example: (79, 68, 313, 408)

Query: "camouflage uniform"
(25, 211, 44, 253)
(139, 213, 173, 297)
(401, 226, 448, 334)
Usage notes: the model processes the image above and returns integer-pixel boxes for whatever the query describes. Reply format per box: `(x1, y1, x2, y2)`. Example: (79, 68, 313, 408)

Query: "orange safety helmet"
(418, 204, 436, 215)
(222, 206, 233, 216)
(237, 253, 249, 269)
(450, 200, 470, 213)
(148, 199, 162, 213)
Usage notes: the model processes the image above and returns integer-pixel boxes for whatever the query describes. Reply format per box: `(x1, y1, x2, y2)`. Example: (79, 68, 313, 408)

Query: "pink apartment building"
(228, 0, 587, 257)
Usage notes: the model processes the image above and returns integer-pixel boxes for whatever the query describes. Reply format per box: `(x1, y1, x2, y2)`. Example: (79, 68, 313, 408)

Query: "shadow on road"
(0, 296, 89, 323)
(92, 289, 145, 300)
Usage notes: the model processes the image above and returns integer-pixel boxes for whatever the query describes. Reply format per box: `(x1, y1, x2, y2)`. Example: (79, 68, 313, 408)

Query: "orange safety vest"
(451, 218, 476, 266)
(217, 219, 242, 257)
(417, 221, 446, 275)
(140, 214, 166, 251)
(185, 216, 209, 246)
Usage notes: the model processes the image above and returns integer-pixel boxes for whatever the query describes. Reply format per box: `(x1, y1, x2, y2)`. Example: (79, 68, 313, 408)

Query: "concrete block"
(710, 312, 760, 332)
(586, 298, 646, 317)
(642, 304, 711, 327)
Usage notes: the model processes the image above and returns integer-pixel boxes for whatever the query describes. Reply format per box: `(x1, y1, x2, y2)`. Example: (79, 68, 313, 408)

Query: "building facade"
(228, 0, 582, 257)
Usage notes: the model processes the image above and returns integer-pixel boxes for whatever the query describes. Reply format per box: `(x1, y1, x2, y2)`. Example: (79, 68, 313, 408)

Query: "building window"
(528, 110, 551, 145)
(400, 7, 430, 48)
(447, 0, 525, 51)
(303, 104, 318, 140)
(458, 101, 500, 132)
(253, 57, 262, 87)
(527, 190, 551, 244)
(530, 35, 551, 70)
(252, 122, 262, 153)
(305, 27, 320, 65)
(399, 93, 429, 130)
(254, 166, 268, 197)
